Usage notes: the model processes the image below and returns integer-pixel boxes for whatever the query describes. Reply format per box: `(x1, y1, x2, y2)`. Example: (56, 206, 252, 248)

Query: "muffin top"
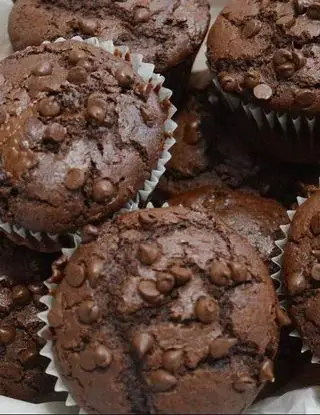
(0, 236, 58, 402)
(49, 206, 280, 414)
(207, 0, 320, 114)
(283, 192, 320, 357)
(169, 186, 288, 271)
(0, 40, 168, 234)
(9, 0, 210, 73)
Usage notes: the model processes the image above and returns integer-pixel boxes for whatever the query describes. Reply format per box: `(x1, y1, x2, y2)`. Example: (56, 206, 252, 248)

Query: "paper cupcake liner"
(0, 35, 176, 252)
(275, 185, 320, 364)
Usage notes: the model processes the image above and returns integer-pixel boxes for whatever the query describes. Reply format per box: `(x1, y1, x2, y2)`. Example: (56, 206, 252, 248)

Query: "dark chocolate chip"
(65, 262, 86, 287)
(310, 213, 320, 235)
(295, 0, 308, 14)
(0, 326, 16, 345)
(244, 69, 260, 88)
(132, 332, 154, 358)
(78, 58, 94, 72)
(233, 376, 256, 392)
(195, 297, 219, 324)
(210, 337, 237, 359)
(273, 49, 292, 65)
(230, 262, 249, 282)
(138, 280, 161, 303)
(86, 258, 105, 288)
(43, 123, 66, 142)
(162, 349, 183, 373)
(69, 49, 87, 64)
(137, 243, 160, 265)
(156, 272, 175, 294)
(67, 66, 88, 85)
(138, 211, 157, 228)
(77, 300, 100, 324)
(115, 66, 135, 88)
(38, 98, 61, 117)
(79, 18, 99, 35)
(170, 266, 192, 285)
(295, 90, 315, 107)
(134, 7, 150, 22)
(287, 272, 307, 295)
(149, 369, 177, 392)
(19, 348, 38, 368)
(92, 179, 115, 203)
(209, 261, 231, 286)
(253, 84, 273, 100)
(276, 62, 296, 79)
(64, 168, 86, 190)
(87, 95, 107, 124)
(259, 359, 275, 383)
(242, 20, 261, 38)
(32, 61, 53, 76)
(292, 50, 306, 69)
(307, 2, 320, 19)
(311, 264, 320, 280)
(312, 250, 320, 259)
(218, 72, 237, 92)
(94, 345, 112, 368)
(276, 307, 292, 327)
(28, 282, 46, 295)
(81, 225, 99, 243)
(12, 285, 31, 306)
(183, 117, 201, 145)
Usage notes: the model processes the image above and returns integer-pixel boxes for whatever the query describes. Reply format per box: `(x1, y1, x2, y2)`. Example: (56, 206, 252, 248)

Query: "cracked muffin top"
(48, 206, 281, 414)
(9, 0, 210, 74)
(0, 40, 168, 235)
(207, 0, 320, 115)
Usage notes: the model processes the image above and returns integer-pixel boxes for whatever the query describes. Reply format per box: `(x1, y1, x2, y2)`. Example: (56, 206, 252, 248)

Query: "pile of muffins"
(0, 0, 320, 413)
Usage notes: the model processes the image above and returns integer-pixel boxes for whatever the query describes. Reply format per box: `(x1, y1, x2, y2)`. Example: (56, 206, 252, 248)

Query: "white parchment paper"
(0, 0, 319, 413)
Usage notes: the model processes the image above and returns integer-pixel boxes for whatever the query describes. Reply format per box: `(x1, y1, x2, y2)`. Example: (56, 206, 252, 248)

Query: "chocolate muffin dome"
(0, 40, 168, 237)
(48, 206, 280, 414)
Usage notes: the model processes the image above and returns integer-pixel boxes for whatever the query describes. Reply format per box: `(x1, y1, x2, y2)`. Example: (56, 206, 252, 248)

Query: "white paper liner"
(275, 182, 320, 364)
(0, 35, 176, 251)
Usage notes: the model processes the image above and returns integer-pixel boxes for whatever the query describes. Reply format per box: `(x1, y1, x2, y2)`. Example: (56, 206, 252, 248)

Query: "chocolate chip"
(312, 250, 320, 259)
(253, 84, 273, 100)
(310, 213, 320, 235)
(81, 224, 99, 244)
(209, 261, 231, 286)
(79, 18, 99, 35)
(162, 349, 183, 373)
(132, 332, 154, 358)
(259, 359, 275, 383)
(38, 97, 61, 117)
(12, 285, 31, 306)
(32, 61, 53, 76)
(0, 326, 16, 345)
(87, 95, 107, 124)
(43, 123, 66, 142)
(156, 272, 175, 294)
(183, 117, 201, 145)
(244, 69, 260, 88)
(0, 108, 7, 125)
(242, 20, 261, 38)
(67, 66, 88, 85)
(149, 369, 177, 392)
(64, 168, 86, 191)
(140, 105, 155, 126)
(273, 49, 292, 66)
(92, 179, 115, 203)
(170, 265, 192, 285)
(307, 2, 320, 19)
(78, 58, 94, 72)
(69, 48, 87, 64)
(65, 262, 86, 287)
(134, 7, 150, 22)
(276, 307, 292, 327)
(115, 66, 135, 88)
(295, 0, 308, 14)
(195, 297, 219, 324)
(19, 348, 38, 368)
(287, 272, 307, 295)
(138, 280, 161, 304)
(94, 345, 112, 368)
(230, 262, 249, 282)
(311, 264, 320, 280)
(86, 258, 105, 288)
(276, 15, 296, 28)
(218, 72, 237, 92)
(276, 62, 296, 79)
(77, 300, 100, 324)
(139, 211, 157, 228)
(137, 243, 160, 265)
(233, 376, 256, 392)
(28, 282, 46, 295)
(295, 90, 315, 107)
(292, 50, 306, 69)
(80, 350, 96, 371)
(210, 338, 237, 359)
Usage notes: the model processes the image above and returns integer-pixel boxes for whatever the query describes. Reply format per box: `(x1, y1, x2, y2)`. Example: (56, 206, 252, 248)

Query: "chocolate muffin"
(0, 39, 171, 250)
(169, 186, 288, 274)
(8, 0, 210, 103)
(283, 191, 320, 358)
(48, 206, 280, 414)
(207, 0, 320, 163)
(0, 235, 59, 402)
